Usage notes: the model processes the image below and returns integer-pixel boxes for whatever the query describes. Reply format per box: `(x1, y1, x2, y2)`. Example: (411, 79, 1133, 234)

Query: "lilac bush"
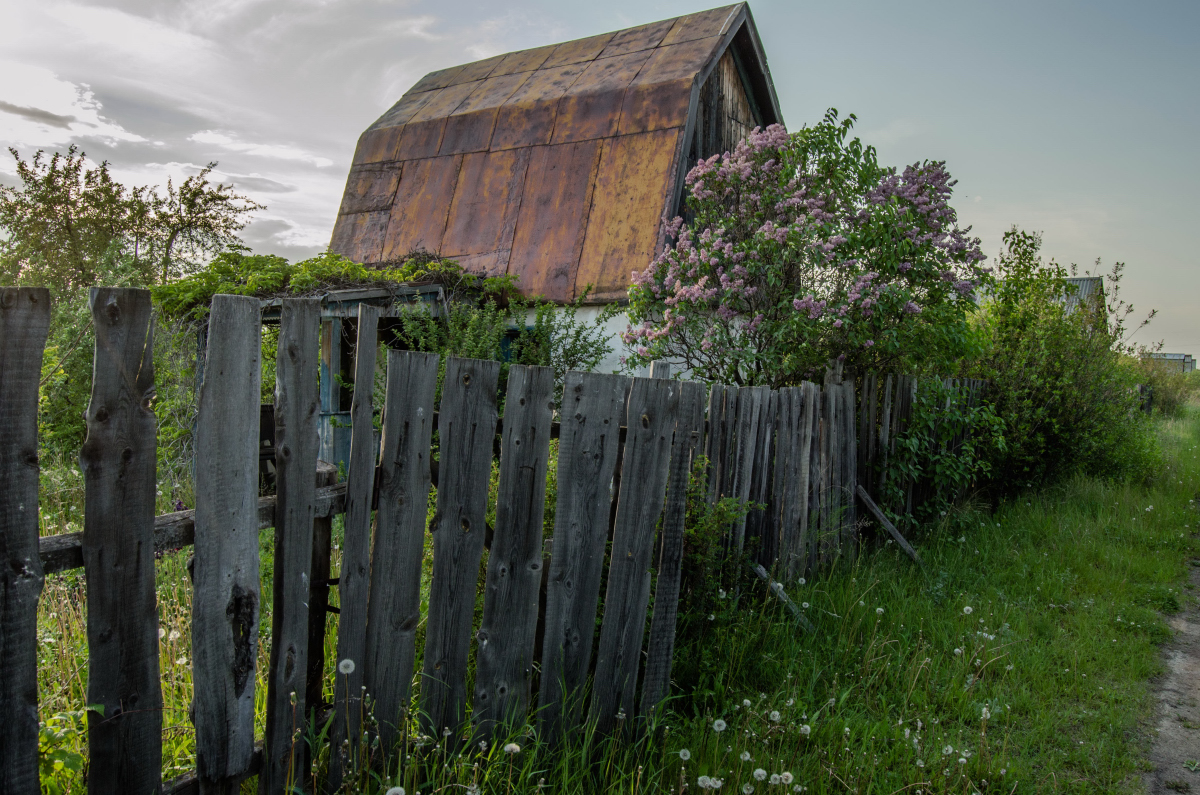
(623, 110, 989, 386)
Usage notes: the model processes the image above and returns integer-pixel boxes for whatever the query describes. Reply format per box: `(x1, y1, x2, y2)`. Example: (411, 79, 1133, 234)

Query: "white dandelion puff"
(385, 788, 405, 795)
(741, 751, 752, 761)
(504, 743, 521, 754)
(742, 786, 754, 795)
(962, 606, 973, 615)
(679, 748, 691, 761)
(943, 745, 953, 756)
(781, 772, 794, 785)
(753, 768, 767, 781)
(713, 719, 727, 732)
(876, 607, 884, 615)
(799, 724, 811, 736)
(338, 659, 356, 675)
(770, 711, 781, 722)
(770, 774, 781, 785)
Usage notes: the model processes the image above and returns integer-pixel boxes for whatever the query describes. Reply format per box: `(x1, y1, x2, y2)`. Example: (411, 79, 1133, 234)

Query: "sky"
(2, 0, 1196, 351)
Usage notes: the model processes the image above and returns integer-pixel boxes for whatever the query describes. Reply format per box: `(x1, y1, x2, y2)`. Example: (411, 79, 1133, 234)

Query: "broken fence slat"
(855, 484, 923, 568)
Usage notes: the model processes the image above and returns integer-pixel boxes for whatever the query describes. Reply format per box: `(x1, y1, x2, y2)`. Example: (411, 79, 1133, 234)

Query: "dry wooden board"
(261, 299, 321, 794)
(474, 365, 555, 735)
(773, 385, 816, 582)
(38, 485, 348, 575)
(745, 388, 777, 564)
(421, 357, 500, 742)
(730, 385, 767, 552)
(538, 371, 630, 744)
(78, 288, 162, 792)
(192, 295, 262, 789)
(840, 381, 858, 553)
(589, 377, 678, 738)
(640, 380, 706, 719)
(329, 305, 381, 787)
(364, 350, 439, 754)
(0, 287, 50, 794)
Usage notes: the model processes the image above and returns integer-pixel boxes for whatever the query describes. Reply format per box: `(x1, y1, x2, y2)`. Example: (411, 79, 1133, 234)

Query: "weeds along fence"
(1, 286, 982, 792)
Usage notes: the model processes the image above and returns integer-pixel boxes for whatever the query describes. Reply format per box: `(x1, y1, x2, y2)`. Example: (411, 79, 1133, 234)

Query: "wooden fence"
(0, 286, 985, 792)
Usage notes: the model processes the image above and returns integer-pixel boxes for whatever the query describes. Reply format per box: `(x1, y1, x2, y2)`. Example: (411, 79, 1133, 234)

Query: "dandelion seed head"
(962, 606, 973, 615)
(504, 743, 521, 754)
(781, 772, 794, 784)
(770, 711, 781, 722)
(713, 719, 727, 732)
(754, 768, 767, 781)
(770, 774, 781, 785)
(338, 659, 356, 675)
(800, 724, 811, 736)
(741, 751, 752, 761)
(679, 748, 691, 761)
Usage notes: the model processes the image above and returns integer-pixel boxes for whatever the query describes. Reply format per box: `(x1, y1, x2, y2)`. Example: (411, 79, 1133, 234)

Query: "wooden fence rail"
(1, 286, 991, 789)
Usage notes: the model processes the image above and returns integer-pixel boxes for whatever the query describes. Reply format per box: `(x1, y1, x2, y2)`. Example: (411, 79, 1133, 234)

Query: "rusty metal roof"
(330, 3, 780, 303)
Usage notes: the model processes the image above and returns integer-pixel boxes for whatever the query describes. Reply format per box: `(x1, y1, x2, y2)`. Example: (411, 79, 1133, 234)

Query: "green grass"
(33, 410, 1200, 793)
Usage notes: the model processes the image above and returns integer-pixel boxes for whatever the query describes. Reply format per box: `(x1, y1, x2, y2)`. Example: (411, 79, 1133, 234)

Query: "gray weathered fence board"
(305, 464, 338, 730)
(79, 288, 162, 794)
(538, 371, 630, 744)
(261, 298, 322, 795)
(841, 382, 858, 553)
(589, 377, 678, 737)
(0, 287, 50, 794)
(421, 357, 500, 741)
(773, 385, 816, 581)
(329, 304, 381, 786)
(474, 365, 554, 735)
(192, 295, 263, 789)
(704, 385, 738, 507)
(364, 350, 439, 754)
(639, 380, 705, 719)
(730, 386, 767, 552)
(877, 374, 894, 497)
(746, 388, 778, 564)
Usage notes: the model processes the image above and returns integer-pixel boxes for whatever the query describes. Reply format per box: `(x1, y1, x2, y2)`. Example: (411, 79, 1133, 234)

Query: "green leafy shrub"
(971, 228, 1159, 487)
(881, 378, 1005, 527)
(1130, 356, 1198, 418)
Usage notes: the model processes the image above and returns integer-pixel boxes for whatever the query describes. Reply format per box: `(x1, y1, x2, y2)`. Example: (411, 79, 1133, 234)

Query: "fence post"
(192, 294, 262, 793)
(0, 287, 50, 793)
(262, 298, 321, 795)
(79, 288, 163, 793)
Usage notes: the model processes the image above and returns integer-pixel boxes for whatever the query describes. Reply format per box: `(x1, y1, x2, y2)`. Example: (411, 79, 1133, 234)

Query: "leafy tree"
(0, 145, 262, 293)
(623, 111, 989, 387)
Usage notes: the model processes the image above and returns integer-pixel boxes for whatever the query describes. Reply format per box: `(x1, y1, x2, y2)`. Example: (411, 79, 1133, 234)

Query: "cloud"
(0, 60, 146, 153)
(227, 174, 297, 193)
(189, 130, 334, 168)
(0, 101, 75, 130)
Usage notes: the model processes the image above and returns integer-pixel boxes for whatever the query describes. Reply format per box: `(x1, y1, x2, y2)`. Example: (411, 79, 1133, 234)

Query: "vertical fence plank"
(805, 382, 822, 575)
(589, 377, 678, 738)
(193, 295, 262, 791)
(79, 288, 162, 793)
(421, 357, 500, 741)
(538, 371, 630, 744)
(306, 463, 338, 721)
(877, 374, 894, 498)
(774, 385, 816, 582)
(639, 381, 706, 720)
(840, 381, 858, 553)
(0, 288, 50, 793)
(363, 350, 439, 755)
(474, 365, 555, 735)
(261, 298, 322, 795)
(329, 305, 382, 786)
(704, 385, 738, 507)
(746, 389, 777, 564)
(730, 386, 766, 552)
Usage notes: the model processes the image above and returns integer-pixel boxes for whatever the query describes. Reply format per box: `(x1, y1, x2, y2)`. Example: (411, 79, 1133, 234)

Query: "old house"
(328, 3, 782, 367)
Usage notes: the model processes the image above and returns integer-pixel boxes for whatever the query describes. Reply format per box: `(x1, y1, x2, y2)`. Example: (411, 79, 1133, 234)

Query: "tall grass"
(33, 409, 1200, 793)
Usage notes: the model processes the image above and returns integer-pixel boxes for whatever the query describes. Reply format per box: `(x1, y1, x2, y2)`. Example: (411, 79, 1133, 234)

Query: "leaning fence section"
(1, 286, 971, 790)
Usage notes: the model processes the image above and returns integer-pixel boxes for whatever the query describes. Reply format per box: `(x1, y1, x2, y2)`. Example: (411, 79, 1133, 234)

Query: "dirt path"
(1145, 563, 1200, 793)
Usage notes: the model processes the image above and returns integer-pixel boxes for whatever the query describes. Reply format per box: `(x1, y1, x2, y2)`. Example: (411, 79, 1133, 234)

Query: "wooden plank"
(329, 305, 381, 787)
(0, 287, 50, 794)
(746, 389, 777, 565)
(589, 377, 678, 738)
(648, 360, 671, 379)
(877, 374, 894, 497)
(773, 386, 815, 582)
(805, 382, 822, 576)
(730, 386, 767, 553)
(841, 382, 858, 554)
(751, 564, 815, 632)
(79, 288, 162, 793)
(474, 365, 555, 735)
(703, 384, 731, 507)
(39, 485, 347, 575)
(639, 380, 705, 719)
(192, 294, 262, 791)
(538, 371, 630, 744)
(857, 485, 923, 567)
(363, 350, 439, 755)
(304, 464, 338, 744)
(261, 298, 322, 795)
(421, 357, 500, 742)
(818, 381, 838, 562)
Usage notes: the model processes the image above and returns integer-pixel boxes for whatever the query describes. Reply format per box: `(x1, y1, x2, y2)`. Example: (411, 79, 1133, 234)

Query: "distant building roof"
(329, 3, 781, 303)
(1062, 276, 1104, 315)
